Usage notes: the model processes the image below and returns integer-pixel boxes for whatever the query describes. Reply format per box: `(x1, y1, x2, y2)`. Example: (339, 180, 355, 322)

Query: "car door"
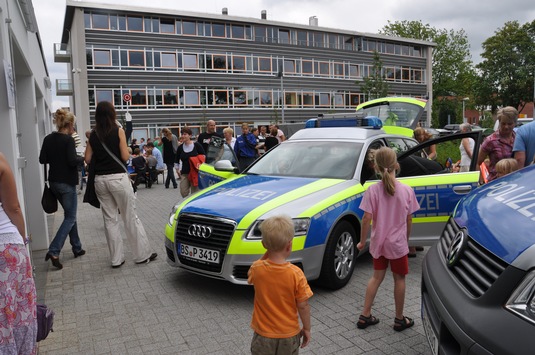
(198, 136, 240, 189)
(395, 131, 483, 245)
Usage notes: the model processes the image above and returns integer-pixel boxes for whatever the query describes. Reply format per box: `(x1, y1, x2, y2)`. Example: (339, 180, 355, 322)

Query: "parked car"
(422, 164, 535, 354)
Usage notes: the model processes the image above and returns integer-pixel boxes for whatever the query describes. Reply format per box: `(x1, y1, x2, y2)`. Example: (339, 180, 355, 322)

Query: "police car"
(165, 103, 482, 290)
(422, 164, 535, 354)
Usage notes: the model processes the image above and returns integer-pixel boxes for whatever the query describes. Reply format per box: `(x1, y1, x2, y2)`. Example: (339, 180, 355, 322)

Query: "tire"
(316, 220, 357, 290)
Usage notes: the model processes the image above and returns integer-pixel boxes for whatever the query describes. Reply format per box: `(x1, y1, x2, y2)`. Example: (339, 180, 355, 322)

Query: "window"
(96, 90, 113, 104)
(161, 53, 176, 68)
(182, 21, 196, 35)
(183, 54, 198, 69)
(214, 91, 228, 105)
(318, 61, 330, 76)
(84, 13, 91, 29)
(232, 56, 246, 71)
(349, 93, 362, 106)
(297, 31, 308, 46)
(333, 62, 344, 76)
(284, 59, 296, 74)
(255, 26, 266, 42)
(302, 60, 313, 75)
(127, 16, 143, 31)
(344, 36, 354, 50)
(328, 34, 338, 49)
(118, 16, 126, 31)
(317, 93, 330, 107)
(131, 90, 147, 106)
(257, 57, 272, 72)
(109, 15, 118, 30)
(212, 55, 227, 70)
(348, 64, 359, 78)
(232, 24, 245, 39)
(233, 90, 247, 105)
(402, 68, 410, 81)
(413, 69, 423, 83)
(94, 50, 111, 66)
(302, 92, 314, 106)
(279, 30, 290, 44)
(285, 92, 299, 107)
(333, 93, 344, 107)
(160, 18, 175, 33)
(212, 22, 225, 37)
(163, 90, 178, 105)
(128, 51, 145, 67)
(385, 67, 395, 81)
(184, 90, 200, 106)
(313, 32, 324, 48)
(260, 91, 272, 106)
(92, 14, 109, 29)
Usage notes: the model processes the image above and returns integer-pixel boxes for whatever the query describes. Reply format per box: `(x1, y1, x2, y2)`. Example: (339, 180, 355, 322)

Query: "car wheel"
(317, 220, 357, 290)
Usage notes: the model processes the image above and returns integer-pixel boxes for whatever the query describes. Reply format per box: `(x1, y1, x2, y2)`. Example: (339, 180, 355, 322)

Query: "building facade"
(58, 1, 434, 139)
(0, 0, 53, 252)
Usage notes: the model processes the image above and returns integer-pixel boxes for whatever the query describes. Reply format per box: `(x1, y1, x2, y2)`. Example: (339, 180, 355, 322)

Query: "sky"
(33, 0, 535, 110)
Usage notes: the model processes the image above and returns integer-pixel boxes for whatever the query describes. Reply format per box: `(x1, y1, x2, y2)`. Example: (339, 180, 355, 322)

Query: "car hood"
(180, 174, 346, 224)
(453, 165, 535, 264)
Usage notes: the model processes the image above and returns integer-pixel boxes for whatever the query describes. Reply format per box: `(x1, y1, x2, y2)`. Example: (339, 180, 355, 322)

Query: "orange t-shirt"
(248, 259, 313, 338)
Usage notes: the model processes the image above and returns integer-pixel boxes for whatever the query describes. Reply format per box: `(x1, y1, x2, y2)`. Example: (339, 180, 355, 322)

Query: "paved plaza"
(34, 181, 432, 354)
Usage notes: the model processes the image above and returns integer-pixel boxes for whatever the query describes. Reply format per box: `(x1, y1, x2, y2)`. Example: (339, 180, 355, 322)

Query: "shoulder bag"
(41, 164, 58, 214)
(83, 157, 100, 208)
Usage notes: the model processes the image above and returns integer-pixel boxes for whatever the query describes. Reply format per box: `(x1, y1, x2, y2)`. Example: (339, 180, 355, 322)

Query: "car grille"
(439, 217, 507, 298)
(175, 213, 236, 273)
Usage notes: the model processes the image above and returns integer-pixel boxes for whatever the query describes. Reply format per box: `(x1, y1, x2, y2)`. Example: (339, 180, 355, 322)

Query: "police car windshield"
(247, 141, 363, 179)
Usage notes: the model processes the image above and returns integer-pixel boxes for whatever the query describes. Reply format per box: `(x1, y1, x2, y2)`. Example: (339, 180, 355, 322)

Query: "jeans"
(48, 182, 83, 256)
(165, 162, 177, 188)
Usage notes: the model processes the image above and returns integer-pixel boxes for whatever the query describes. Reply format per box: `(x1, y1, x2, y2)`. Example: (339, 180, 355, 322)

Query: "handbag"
(83, 159, 100, 208)
(41, 164, 58, 214)
(36, 303, 54, 342)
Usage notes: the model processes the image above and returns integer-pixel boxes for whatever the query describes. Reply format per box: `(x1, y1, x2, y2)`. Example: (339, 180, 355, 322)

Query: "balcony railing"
(56, 79, 73, 96)
(54, 43, 71, 63)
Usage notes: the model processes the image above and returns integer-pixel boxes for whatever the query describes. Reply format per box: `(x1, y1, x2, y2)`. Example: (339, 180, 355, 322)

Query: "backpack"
(36, 303, 54, 342)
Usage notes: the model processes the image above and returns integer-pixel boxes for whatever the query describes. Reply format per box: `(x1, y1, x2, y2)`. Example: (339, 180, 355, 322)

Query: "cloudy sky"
(34, 0, 535, 110)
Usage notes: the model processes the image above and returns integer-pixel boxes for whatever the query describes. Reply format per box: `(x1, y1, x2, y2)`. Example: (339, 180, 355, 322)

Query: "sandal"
(393, 316, 414, 332)
(357, 314, 379, 329)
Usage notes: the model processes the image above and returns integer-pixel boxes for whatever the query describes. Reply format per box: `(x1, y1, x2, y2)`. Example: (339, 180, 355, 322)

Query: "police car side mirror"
(214, 160, 239, 173)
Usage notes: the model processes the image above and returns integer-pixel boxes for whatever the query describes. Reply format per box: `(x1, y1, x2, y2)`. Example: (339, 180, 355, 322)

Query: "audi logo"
(188, 224, 212, 238)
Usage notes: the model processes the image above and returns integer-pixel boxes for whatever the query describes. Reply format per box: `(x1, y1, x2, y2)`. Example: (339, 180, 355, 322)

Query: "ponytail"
(374, 147, 399, 196)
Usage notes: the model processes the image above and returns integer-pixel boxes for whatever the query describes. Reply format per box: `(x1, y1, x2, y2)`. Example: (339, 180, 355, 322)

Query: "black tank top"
(89, 127, 126, 175)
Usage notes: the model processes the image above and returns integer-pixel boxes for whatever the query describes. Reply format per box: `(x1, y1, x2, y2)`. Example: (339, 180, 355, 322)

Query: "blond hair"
(374, 147, 399, 196)
(495, 158, 518, 176)
(223, 127, 234, 136)
(260, 215, 294, 252)
(54, 108, 75, 131)
(496, 106, 518, 125)
(413, 127, 432, 142)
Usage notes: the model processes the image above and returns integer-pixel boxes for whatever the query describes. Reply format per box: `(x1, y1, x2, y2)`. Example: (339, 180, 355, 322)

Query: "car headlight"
(505, 270, 535, 324)
(168, 204, 179, 227)
(245, 218, 310, 240)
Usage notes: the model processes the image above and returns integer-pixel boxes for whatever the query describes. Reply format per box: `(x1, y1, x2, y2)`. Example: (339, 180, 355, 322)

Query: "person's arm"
(357, 212, 372, 250)
(84, 140, 93, 165)
(406, 214, 413, 242)
(427, 144, 437, 160)
(0, 153, 26, 237)
(297, 299, 311, 348)
(462, 138, 473, 159)
(514, 151, 526, 168)
(118, 128, 130, 163)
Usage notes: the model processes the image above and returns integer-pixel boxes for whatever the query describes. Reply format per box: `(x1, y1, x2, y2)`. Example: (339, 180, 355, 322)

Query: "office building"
(58, 1, 434, 138)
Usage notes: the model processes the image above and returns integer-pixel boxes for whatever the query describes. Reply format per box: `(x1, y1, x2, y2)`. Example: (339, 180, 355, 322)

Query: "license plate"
(422, 304, 439, 355)
(179, 243, 220, 264)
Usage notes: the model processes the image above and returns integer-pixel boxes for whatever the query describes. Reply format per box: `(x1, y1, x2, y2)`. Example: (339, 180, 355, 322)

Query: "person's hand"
(357, 241, 365, 251)
(300, 328, 311, 348)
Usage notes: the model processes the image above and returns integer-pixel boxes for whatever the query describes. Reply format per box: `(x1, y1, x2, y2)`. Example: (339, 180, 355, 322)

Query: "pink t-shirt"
(359, 180, 420, 259)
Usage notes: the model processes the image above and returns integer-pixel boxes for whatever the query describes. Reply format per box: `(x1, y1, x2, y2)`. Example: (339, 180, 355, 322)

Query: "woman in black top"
(175, 127, 205, 198)
(159, 127, 178, 189)
(84, 101, 156, 268)
(264, 127, 280, 152)
(39, 109, 85, 269)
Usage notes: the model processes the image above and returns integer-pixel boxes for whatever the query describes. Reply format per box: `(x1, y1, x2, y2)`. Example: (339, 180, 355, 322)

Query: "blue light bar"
(305, 115, 383, 129)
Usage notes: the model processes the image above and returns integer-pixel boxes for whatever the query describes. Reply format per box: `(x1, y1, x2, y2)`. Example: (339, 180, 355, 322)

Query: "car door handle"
(453, 185, 472, 194)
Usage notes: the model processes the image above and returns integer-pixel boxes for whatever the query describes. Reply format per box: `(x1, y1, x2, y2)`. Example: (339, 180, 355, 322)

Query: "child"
(495, 158, 518, 178)
(356, 147, 420, 332)
(248, 215, 313, 354)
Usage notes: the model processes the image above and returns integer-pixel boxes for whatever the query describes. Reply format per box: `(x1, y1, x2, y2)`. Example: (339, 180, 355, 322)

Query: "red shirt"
(480, 131, 516, 181)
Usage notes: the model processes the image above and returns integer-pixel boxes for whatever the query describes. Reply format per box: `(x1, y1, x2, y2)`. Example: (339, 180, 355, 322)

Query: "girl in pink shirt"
(356, 147, 420, 332)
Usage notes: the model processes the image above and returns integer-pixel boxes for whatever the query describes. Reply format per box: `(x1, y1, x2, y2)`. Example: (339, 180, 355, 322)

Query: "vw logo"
(188, 224, 212, 238)
(447, 230, 466, 268)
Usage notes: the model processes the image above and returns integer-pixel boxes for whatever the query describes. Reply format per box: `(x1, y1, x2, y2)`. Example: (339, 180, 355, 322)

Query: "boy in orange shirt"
(248, 215, 313, 354)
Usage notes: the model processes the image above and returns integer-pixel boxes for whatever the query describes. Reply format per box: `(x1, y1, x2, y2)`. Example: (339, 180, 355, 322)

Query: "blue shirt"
(151, 147, 165, 169)
(513, 121, 535, 167)
(234, 133, 257, 158)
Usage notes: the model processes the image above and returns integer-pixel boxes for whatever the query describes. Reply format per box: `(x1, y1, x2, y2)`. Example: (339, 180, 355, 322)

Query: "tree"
(380, 21, 476, 127)
(359, 51, 389, 100)
(476, 20, 535, 112)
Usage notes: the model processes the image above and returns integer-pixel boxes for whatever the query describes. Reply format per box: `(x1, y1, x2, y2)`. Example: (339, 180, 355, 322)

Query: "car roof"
(288, 127, 387, 141)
